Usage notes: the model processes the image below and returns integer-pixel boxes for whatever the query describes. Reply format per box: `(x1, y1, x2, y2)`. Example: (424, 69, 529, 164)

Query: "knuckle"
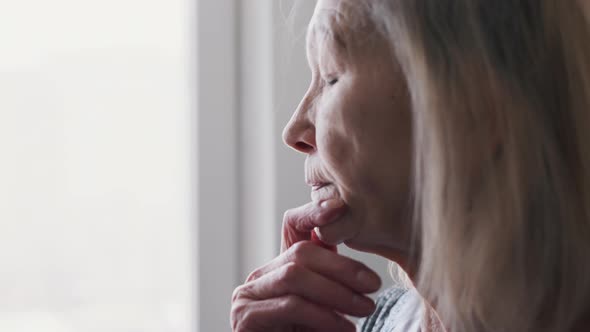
(231, 300, 262, 332)
(282, 207, 311, 231)
(283, 261, 300, 279)
(281, 209, 297, 236)
(285, 241, 311, 265)
(276, 297, 291, 312)
(231, 285, 245, 302)
(282, 209, 294, 224)
(277, 262, 300, 286)
(276, 295, 293, 312)
(230, 300, 248, 330)
(245, 268, 262, 283)
(232, 284, 255, 302)
(288, 240, 311, 258)
(351, 261, 369, 275)
(278, 294, 302, 312)
(235, 310, 253, 332)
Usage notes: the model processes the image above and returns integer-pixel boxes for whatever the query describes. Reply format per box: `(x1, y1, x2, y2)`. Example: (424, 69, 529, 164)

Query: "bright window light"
(0, 1, 196, 331)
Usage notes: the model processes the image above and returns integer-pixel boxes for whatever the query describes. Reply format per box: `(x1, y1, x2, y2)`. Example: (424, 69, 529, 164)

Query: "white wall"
(195, 0, 238, 331)
(0, 1, 196, 331)
(0, 1, 394, 331)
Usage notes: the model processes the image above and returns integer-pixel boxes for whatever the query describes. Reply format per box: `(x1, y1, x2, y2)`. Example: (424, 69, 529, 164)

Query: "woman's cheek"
(316, 104, 362, 198)
(320, 134, 354, 190)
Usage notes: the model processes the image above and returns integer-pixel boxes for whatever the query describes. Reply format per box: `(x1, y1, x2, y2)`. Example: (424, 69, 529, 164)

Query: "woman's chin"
(343, 235, 395, 255)
(313, 210, 359, 246)
(342, 237, 374, 253)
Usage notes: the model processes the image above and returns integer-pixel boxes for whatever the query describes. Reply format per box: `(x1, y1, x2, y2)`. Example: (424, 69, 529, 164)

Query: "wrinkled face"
(282, 0, 414, 259)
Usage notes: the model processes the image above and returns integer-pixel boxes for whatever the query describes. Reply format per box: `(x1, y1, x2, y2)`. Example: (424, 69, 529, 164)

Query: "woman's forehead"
(307, 1, 349, 51)
(306, 0, 383, 60)
(307, 21, 344, 49)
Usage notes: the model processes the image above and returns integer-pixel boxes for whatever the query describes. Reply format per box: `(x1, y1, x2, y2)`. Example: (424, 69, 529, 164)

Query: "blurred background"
(0, 0, 392, 331)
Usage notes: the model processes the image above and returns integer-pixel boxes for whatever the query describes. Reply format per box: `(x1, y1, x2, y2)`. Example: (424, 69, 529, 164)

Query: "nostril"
(295, 141, 314, 153)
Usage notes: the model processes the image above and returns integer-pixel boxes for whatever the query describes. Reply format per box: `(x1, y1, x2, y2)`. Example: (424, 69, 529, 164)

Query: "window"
(0, 1, 394, 330)
(0, 1, 195, 331)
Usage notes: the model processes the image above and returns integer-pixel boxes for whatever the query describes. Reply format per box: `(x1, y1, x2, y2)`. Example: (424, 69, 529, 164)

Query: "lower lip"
(311, 183, 340, 202)
(312, 183, 330, 191)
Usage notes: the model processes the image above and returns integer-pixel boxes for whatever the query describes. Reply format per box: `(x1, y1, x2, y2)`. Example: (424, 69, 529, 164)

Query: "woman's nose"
(282, 111, 316, 154)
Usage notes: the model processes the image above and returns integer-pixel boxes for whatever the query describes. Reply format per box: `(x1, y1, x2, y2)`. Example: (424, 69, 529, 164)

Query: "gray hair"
(303, 1, 590, 331)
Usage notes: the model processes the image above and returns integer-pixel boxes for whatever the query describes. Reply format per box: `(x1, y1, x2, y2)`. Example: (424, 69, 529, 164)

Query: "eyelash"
(326, 77, 339, 86)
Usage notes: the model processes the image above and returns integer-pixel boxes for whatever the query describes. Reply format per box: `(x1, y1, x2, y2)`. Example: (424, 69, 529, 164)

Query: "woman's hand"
(230, 200, 382, 332)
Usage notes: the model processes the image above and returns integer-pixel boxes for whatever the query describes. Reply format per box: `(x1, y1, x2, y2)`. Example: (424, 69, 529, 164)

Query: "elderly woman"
(231, 0, 590, 331)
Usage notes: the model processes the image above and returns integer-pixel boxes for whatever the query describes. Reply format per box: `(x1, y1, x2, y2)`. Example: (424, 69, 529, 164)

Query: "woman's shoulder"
(357, 286, 422, 332)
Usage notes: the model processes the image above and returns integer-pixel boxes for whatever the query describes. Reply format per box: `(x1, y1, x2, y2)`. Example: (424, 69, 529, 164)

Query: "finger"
(237, 262, 376, 317)
(244, 241, 382, 294)
(281, 199, 347, 252)
(231, 295, 356, 332)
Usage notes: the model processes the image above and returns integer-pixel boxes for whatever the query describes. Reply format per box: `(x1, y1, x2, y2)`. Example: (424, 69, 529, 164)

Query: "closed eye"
(327, 77, 339, 86)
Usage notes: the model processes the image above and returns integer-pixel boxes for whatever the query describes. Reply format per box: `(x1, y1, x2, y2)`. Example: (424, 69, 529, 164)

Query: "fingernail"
(320, 199, 344, 209)
(353, 294, 376, 312)
(357, 270, 381, 290)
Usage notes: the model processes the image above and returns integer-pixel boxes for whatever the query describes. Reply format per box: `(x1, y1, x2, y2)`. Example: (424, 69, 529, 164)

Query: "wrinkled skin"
(230, 0, 414, 331)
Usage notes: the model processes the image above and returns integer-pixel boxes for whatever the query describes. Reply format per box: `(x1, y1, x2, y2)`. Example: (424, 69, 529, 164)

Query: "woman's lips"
(311, 183, 340, 202)
(311, 183, 330, 191)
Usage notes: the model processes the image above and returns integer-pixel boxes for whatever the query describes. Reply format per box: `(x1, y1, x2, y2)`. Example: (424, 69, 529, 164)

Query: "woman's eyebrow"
(314, 25, 347, 52)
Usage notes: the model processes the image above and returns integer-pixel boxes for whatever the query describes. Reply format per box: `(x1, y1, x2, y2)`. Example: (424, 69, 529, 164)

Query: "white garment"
(358, 287, 425, 332)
